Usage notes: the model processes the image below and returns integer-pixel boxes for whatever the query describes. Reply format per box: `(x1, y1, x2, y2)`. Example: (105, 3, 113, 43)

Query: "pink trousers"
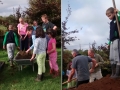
(49, 52, 59, 71)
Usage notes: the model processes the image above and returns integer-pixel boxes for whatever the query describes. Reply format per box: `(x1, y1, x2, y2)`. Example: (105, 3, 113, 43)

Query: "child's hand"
(67, 78, 71, 83)
(19, 35, 22, 39)
(106, 45, 110, 49)
(26, 49, 30, 53)
(30, 57, 33, 61)
(17, 47, 20, 50)
(20, 36, 24, 41)
(22, 37, 26, 40)
(47, 51, 50, 54)
(3, 46, 5, 49)
(114, 8, 119, 13)
(30, 56, 35, 61)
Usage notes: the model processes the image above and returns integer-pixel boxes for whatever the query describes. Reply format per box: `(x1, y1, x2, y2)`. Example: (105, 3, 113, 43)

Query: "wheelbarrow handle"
(62, 78, 77, 85)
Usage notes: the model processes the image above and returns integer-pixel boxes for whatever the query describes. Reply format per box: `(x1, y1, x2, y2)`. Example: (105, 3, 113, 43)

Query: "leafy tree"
(61, 3, 79, 57)
(62, 4, 80, 76)
(0, 0, 3, 4)
(0, 6, 26, 28)
(25, 0, 61, 47)
(13, 6, 27, 23)
(26, 0, 60, 24)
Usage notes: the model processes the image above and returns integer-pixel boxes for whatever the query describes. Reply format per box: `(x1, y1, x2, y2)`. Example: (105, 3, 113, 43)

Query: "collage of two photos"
(0, 0, 61, 90)
(62, 0, 120, 90)
(0, 0, 120, 90)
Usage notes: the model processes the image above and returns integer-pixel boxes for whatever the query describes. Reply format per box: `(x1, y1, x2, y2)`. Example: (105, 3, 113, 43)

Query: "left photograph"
(0, 0, 61, 90)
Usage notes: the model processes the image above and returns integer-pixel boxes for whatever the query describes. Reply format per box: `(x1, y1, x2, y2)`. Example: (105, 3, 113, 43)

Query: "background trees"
(0, 0, 61, 48)
(61, 4, 79, 50)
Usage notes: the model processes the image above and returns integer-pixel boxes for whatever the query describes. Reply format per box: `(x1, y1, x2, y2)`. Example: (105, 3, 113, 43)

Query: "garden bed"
(66, 75, 120, 90)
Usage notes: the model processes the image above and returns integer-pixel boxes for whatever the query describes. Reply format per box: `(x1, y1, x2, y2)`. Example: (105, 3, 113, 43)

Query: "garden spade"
(112, 0, 120, 37)
(62, 78, 77, 85)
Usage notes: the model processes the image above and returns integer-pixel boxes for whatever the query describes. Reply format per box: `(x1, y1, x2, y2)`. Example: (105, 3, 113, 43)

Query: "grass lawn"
(0, 48, 61, 90)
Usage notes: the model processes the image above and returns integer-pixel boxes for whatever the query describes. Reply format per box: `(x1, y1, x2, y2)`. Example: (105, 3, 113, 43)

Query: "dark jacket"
(110, 16, 120, 41)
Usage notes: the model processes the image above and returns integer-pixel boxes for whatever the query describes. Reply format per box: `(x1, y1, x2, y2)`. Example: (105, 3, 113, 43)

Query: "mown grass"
(0, 49, 61, 90)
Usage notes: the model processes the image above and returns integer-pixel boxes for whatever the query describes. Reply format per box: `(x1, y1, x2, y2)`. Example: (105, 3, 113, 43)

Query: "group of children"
(3, 14, 59, 81)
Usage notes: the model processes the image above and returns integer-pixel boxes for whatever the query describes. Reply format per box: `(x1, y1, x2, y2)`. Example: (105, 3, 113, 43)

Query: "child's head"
(106, 7, 115, 20)
(67, 62, 72, 70)
(8, 25, 14, 30)
(33, 20, 38, 26)
(47, 28, 56, 38)
(19, 17, 24, 24)
(26, 26, 34, 35)
(36, 26, 45, 38)
(41, 14, 48, 23)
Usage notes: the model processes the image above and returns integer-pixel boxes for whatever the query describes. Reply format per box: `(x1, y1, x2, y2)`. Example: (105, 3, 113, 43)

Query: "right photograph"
(62, 0, 120, 90)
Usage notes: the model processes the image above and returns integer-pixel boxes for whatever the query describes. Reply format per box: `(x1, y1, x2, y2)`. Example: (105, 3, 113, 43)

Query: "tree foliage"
(61, 4, 79, 49)
(25, 0, 61, 26)
(0, 6, 26, 28)
(25, 0, 61, 47)
(0, 0, 61, 47)
(90, 41, 109, 61)
(13, 6, 26, 23)
(0, 0, 3, 4)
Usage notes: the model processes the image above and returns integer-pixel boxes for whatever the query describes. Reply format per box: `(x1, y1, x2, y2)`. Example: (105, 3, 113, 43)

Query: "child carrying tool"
(106, 7, 120, 78)
(66, 62, 77, 89)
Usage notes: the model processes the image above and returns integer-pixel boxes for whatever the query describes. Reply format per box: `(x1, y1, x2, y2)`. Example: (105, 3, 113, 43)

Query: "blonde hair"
(19, 17, 24, 21)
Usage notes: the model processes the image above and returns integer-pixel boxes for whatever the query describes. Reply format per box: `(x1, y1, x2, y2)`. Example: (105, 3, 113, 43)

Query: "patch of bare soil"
(67, 75, 120, 90)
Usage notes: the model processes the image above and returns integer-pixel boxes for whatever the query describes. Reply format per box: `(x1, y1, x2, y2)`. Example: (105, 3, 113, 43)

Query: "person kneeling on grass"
(3, 25, 19, 67)
(66, 62, 77, 89)
(47, 29, 59, 77)
(30, 26, 47, 81)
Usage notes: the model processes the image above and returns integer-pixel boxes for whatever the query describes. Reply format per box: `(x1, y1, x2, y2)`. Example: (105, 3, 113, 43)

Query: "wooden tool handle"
(112, 0, 120, 37)
(62, 78, 77, 85)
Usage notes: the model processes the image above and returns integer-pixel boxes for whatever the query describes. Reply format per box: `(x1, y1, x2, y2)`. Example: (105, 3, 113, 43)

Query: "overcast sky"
(62, 0, 120, 50)
(0, 0, 28, 16)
